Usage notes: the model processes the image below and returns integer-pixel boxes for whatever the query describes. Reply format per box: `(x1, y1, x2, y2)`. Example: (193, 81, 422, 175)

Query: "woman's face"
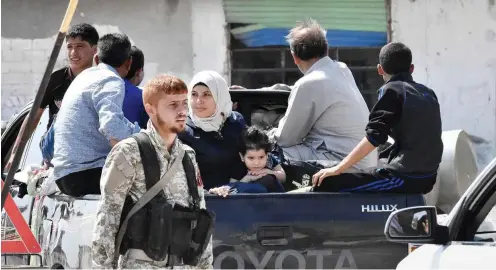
(191, 84, 216, 118)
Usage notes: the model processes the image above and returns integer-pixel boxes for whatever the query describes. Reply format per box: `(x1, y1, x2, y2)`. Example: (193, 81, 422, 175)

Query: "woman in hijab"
(178, 70, 247, 190)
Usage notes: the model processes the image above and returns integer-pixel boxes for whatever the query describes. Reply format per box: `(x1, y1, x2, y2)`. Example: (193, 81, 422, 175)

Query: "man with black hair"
(123, 45, 149, 128)
(268, 19, 376, 170)
(5, 23, 99, 171)
(49, 33, 141, 197)
(312, 42, 443, 194)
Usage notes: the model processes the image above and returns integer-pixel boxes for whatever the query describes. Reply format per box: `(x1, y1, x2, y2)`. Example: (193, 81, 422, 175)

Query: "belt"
(127, 249, 183, 265)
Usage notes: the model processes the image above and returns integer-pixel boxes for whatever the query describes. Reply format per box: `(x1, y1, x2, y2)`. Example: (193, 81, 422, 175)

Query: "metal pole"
(384, 0, 393, 43)
(1, 0, 80, 209)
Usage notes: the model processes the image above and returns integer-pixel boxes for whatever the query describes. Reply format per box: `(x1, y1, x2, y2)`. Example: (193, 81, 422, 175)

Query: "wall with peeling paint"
(391, 0, 496, 168)
(1, 0, 227, 122)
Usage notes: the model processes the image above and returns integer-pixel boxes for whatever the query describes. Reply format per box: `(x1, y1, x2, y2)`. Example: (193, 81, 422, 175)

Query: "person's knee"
(55, 171, 101, 197)
(255, 175, 285, 193)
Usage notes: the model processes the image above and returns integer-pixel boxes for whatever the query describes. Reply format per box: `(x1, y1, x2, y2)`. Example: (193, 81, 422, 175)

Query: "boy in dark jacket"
(312, 42, 443, 194)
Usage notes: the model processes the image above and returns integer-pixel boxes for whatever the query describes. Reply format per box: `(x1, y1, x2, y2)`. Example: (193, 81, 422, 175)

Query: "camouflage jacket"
(91, 122, 212, 269)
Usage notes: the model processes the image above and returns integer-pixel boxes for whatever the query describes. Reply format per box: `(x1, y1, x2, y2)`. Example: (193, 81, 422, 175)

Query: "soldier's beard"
(156, 114, 186, 134)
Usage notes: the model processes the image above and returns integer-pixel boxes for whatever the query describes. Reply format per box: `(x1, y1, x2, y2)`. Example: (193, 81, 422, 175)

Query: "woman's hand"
(312, 166, 342, 186)
(209, 185, 231, 197)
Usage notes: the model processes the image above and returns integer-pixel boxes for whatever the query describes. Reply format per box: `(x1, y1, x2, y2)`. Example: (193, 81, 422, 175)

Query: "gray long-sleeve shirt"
(272, 56, 377, 170)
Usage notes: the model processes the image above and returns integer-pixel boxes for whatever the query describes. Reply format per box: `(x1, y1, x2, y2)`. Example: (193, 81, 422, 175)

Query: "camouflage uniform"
(92, 122, 213, 269)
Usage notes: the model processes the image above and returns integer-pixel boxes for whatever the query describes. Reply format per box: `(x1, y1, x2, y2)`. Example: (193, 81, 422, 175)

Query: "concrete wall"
(391, 0, 496, 167)
(1, 0, 228, 121)
(191, 0, 230, 81)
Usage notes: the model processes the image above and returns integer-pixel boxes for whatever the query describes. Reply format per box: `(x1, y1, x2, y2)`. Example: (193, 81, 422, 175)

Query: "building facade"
(2, 0, 495, 165)
(391, 0, 496, 167)
(1, 0, 228, 121)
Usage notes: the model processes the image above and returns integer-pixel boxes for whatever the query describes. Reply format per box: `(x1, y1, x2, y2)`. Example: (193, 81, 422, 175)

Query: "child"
(238, 126, 286, 183)
(223, 126, 286, 193)
(312, 42, 443, 194)
(210, 126, 286, 196)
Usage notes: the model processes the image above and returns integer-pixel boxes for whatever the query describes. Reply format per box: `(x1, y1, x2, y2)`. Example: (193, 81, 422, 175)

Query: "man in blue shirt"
(4, 23, 99, 171)
(123, 45, 149, 128)
(51, 33, 141, 197)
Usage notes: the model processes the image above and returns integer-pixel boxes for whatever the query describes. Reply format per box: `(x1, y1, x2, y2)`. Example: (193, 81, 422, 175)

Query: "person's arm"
(187, 150, 214, 269)
(229, 113, 249, 181)
(239, 174, 260, 183)
(313, 85, 403, 184)
(258, 155, 286, 182)
(92, 142, 136, 269)
(92, 77, 140, 145)
(271, 82, 316, 147)
(332, 137, 377, 173)
(264, 164, 286, 183)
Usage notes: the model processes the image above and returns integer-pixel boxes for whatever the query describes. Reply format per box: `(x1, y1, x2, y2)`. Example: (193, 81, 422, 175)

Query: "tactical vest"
(116, 133, 214, 267)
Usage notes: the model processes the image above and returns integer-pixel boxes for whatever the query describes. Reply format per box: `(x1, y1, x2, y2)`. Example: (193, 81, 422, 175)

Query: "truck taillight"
(408, 243, 422, 253)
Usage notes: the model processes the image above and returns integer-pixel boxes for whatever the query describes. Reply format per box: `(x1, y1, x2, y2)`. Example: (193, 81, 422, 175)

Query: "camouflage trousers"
(118, 253, 199, 269)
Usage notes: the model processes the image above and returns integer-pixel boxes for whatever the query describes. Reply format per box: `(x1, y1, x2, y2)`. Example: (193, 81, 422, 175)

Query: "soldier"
(92, 74, 214, 269)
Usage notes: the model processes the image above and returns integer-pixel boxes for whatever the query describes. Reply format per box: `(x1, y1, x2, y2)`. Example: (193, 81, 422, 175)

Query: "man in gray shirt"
(269, 19, 377, 170)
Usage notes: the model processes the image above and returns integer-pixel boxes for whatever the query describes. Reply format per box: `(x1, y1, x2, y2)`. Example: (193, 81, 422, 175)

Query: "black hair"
(193, 82, 208, 88)
(97, 33, 131, 68)
(286, 19, 328, 61)
(240, 126, 272, 155)
(125, 46, 145, 79)
(66, 23, 99, 46)
(379, 42, 413, 75)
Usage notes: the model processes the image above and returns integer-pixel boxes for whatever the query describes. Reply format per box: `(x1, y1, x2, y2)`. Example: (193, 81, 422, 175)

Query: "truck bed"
(2, 96, 425, 269)
(208, 192, 424, 269)
(5, 190, 425, 269)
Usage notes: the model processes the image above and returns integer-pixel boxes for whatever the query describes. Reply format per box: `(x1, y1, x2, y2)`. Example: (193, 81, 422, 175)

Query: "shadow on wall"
(468, 134, 494, 172)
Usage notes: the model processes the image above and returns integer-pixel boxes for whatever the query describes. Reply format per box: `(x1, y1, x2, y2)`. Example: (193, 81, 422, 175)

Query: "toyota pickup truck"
(0, 89, 471, 269)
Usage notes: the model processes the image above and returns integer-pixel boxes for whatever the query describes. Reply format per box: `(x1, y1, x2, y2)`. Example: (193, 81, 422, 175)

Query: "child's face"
(240, 149, 268, 171)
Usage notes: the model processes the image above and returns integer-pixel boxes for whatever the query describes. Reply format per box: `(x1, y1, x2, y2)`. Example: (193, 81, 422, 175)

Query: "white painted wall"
(1, 0, 227, 122)
(191, 0, 230, 83)
(391, 0, 496, 167)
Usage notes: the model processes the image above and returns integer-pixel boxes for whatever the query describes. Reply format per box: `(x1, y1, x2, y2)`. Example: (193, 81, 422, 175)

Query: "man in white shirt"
(269, 19, 377, 170)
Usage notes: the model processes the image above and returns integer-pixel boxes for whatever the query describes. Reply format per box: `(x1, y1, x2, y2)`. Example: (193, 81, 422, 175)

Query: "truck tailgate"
(206, 192, 425, 269)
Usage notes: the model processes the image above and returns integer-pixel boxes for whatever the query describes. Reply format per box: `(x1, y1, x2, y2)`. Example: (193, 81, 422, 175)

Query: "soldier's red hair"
(143, 74, 188, 105)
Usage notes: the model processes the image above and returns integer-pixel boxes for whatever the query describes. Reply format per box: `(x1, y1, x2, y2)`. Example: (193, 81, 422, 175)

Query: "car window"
(23, 111, 49, 168)
(2, 109, 48, 172)
(476, 204, 496, 234)
(473, 179, 496, 242)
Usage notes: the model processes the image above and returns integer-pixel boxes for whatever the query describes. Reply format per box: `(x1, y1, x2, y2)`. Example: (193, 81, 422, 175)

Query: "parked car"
(0, 90, 477, 269)
(384, 157, 496, 269)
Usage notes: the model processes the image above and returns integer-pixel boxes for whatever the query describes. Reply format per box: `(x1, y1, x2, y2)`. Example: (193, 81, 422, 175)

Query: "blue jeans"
(39, 122, 55, 166)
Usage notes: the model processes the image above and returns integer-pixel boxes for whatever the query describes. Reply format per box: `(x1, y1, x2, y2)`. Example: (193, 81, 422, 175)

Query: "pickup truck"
(0, 89, 471, 269)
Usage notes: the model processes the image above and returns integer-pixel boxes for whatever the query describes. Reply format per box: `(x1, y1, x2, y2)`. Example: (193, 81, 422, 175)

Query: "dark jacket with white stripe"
(366, 72, 443, 175)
